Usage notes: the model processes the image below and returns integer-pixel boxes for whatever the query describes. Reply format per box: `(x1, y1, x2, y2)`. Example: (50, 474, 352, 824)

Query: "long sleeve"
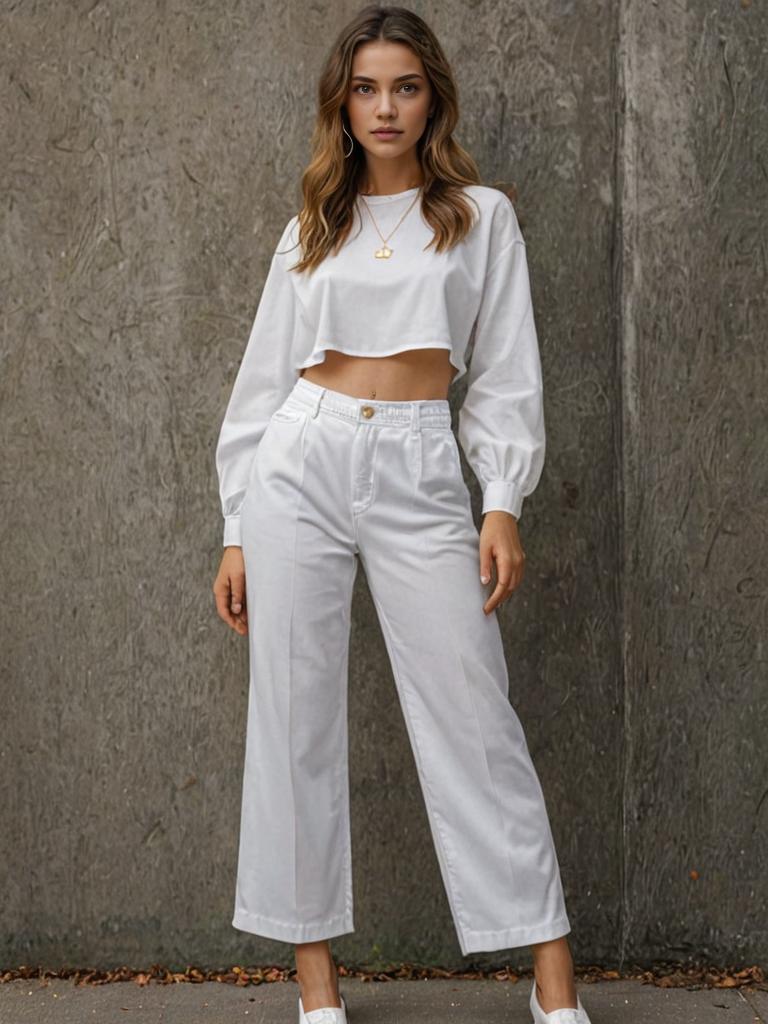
(215, 217, 301, 547)
(457, 224, 546, 522)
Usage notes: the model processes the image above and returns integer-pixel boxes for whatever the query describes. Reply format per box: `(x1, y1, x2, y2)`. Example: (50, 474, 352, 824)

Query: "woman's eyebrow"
(351, 73, 424, 83)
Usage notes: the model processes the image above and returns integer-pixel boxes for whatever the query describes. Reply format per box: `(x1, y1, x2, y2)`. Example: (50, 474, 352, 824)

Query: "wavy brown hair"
(284, 5, 495, 274)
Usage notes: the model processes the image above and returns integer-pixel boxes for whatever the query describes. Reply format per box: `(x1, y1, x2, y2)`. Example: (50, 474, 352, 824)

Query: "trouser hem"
(232, 906, 355, 944)
(459, 913, 572, 954)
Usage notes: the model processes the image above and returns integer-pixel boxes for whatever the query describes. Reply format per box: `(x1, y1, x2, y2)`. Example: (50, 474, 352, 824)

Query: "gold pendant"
(374, 244, 393, 259)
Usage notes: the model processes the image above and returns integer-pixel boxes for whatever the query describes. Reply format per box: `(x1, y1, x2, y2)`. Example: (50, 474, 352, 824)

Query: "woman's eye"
(353, 83, 419, 95)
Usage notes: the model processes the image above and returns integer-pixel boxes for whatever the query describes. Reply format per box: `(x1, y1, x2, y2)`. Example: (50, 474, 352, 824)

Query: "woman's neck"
(358, 172, 424, 196)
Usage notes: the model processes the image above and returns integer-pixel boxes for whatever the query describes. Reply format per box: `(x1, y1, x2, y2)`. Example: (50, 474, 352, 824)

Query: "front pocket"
(241, 409, 309, 525)
(446, 430, 463, 472)
(431, 429, 463, 478)
(416, 428, 463, 498)
(242, 408, 306, 511)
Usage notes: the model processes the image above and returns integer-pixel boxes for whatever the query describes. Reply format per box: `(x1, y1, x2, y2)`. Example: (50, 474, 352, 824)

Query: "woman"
(213, 6, 592, 1024)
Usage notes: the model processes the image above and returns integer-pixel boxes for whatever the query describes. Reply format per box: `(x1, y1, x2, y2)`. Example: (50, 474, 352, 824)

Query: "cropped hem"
(458, 913, 571, 955)
(232, 906, 355, 944)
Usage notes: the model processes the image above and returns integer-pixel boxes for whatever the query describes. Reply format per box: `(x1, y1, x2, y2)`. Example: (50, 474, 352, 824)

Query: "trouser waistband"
(288, 375, 452, 429)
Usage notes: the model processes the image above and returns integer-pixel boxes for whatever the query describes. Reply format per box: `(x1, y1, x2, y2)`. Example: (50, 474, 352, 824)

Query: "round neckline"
(357, 185, 422, 205)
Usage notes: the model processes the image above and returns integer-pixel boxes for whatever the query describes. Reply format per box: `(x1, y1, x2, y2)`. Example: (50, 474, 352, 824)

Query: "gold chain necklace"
(358, 187, 423, 259)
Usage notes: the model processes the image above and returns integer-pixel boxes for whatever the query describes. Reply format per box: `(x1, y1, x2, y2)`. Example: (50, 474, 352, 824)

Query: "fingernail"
(232, 602, 241, 613)
(480, 575, 490, 584)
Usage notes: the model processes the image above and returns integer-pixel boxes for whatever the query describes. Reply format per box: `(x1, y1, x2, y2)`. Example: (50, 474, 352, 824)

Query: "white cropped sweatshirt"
(215, 184, 546, 547)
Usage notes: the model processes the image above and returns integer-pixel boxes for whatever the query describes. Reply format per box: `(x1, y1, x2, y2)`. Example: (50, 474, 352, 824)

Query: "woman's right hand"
(213, 546, 248, 635)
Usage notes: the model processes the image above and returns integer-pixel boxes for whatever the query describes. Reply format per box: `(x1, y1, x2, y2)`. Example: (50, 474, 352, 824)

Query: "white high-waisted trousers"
(232, 375, 571, 955)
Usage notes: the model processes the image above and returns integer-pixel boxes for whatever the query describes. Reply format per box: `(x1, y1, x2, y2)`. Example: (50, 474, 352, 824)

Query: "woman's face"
(345, 40, 433, 164)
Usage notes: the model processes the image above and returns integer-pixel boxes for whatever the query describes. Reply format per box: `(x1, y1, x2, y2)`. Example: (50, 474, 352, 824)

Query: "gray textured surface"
(1, 0, 766, 971)
(616, 0, 768, 963)
(1, 978, 766, 1024)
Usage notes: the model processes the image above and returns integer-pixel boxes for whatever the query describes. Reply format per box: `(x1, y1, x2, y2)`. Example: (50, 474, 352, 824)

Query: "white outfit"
(216, 185, 545, 547)
(216, 185, 571, 955)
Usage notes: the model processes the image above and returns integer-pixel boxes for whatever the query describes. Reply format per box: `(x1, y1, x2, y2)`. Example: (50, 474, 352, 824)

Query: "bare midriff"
(299, 348, 458, 402)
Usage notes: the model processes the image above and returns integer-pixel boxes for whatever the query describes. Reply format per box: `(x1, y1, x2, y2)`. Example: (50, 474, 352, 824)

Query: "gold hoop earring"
(342, 124, 354, 158)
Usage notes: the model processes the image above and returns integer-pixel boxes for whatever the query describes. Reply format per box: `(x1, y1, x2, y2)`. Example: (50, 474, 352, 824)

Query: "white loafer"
(530, 976, 592, 1023)
(298, 992, 348, 1024)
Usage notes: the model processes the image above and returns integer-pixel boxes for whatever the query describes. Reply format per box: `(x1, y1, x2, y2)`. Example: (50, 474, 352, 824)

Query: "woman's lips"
(372, 129, 402, 139)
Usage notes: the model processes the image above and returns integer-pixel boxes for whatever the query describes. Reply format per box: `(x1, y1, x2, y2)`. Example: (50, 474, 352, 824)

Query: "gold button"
(361, 405, 375, 418)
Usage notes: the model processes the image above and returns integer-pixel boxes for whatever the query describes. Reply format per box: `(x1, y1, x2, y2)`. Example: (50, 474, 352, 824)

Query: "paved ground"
(1, 977, 766, 1024)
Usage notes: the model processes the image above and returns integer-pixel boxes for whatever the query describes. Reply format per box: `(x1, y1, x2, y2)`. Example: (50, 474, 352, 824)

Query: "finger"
(213, 581, 239, 629)
(230, 572, 246, 616)
(505, 564, 524, 595)
(509, 551, 526, 592)
(479, 544, 493, 586)
(483, 560, 513, 614)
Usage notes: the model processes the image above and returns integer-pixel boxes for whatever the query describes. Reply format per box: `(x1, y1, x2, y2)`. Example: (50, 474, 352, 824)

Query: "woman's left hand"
(479, 511, 525, 615)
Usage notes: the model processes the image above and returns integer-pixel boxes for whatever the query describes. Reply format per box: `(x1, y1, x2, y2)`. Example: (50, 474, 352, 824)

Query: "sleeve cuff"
(481, 481, 524, 520)
(223, 515, 242, 548)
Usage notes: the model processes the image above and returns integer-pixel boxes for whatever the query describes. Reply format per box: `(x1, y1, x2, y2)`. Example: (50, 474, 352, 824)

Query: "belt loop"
(310, 386, 326, 418)
(410, 402, 421, 434)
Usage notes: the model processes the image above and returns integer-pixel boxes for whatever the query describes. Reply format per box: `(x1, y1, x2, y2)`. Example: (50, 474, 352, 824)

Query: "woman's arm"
(457, 204, 545, 523)
(214, 215, 301, 548)
(457, 198, 545, 611)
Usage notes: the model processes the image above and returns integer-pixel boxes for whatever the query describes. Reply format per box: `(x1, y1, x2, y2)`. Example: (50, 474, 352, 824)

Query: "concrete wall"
(617, 0, 768, 961)
(1, 0, 765, 969)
